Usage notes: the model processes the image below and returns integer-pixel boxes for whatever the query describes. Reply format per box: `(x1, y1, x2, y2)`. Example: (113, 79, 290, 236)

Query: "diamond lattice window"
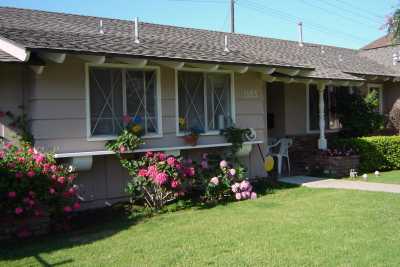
(88, 66, 159, 138)
(178, 71, 232, 133)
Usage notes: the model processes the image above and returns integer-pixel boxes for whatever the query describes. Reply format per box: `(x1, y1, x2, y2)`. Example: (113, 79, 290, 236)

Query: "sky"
(0, 0, 398, 49)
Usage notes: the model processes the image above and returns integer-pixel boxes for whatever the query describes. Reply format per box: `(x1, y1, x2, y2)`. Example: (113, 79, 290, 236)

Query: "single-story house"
(1, 7, 399, 208)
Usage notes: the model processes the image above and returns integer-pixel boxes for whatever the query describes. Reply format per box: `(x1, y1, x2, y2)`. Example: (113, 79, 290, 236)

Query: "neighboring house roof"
(362, 34, 396, 50)
(0, 6, 398, 80)
(0, 48, 22, 62)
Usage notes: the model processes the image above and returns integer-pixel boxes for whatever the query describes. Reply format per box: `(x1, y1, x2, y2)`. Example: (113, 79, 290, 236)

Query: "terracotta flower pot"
(183, 134, 199, 146)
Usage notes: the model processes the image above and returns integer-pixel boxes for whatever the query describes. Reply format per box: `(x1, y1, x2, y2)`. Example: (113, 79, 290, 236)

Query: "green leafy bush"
(336, 90, 384, 137)
(333, 136, 400, 172)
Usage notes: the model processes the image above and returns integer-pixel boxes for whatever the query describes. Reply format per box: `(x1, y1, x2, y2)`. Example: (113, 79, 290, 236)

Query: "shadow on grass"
(0, 205, 146, 265)
(0, 179, 301, 265)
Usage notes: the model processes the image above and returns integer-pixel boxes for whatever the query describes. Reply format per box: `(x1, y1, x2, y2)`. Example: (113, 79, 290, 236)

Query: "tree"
(385, 9, 400, 42)
(336, 90, 384, 137)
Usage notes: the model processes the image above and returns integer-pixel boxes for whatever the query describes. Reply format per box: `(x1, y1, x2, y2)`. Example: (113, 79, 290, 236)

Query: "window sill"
(176, 130, 221, 137)
(307, 129, 340, 134)
(54, 140, 264, 159)
(87, 133, 163, 142)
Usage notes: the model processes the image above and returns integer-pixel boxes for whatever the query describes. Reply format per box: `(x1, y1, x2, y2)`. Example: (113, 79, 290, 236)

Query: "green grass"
(3, 185, 400, 266)
(346, 170, 400, 184)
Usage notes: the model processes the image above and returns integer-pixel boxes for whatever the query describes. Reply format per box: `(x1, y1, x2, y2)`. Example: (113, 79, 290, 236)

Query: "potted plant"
(183, 127, 202, 146)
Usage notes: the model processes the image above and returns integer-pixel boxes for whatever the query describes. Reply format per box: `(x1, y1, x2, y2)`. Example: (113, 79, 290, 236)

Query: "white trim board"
(54, 140, 264, 158)
(0, 36, 30, 62)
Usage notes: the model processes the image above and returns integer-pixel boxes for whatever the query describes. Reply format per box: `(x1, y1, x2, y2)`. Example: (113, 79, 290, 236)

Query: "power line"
(333, 0, 385, 20)
(239, 0, 369, 43)
(299, 0, 379, 28)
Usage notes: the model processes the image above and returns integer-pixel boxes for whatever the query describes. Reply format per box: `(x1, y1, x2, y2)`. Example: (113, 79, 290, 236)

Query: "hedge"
(333, 136, 400, 173)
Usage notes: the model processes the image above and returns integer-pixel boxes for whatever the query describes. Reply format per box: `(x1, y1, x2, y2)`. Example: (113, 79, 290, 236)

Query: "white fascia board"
(0, 36, 30, 62)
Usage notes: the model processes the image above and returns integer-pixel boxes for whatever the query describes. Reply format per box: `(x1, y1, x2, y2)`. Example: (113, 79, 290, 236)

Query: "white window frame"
(85, 63, 163, 141)
(175, 68, 236, 136)
(306, 84, 345, 134)
(367, 83, 383, 114)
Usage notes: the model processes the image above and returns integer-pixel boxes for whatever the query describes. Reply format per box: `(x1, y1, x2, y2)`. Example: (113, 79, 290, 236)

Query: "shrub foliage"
(333, 136, 400, 172)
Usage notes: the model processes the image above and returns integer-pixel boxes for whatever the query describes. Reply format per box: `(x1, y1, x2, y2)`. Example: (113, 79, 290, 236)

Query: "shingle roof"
(362, 34, 396, 50)
(0, 48, 21, 62)
(0, 6, 398, 80)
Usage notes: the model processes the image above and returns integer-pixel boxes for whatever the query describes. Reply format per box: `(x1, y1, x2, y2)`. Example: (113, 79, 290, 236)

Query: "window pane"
(178, 71, 205, 132)
(89, 68, 123, 136)
(126, 70, 158, 135)
(206, 73, 231, 130)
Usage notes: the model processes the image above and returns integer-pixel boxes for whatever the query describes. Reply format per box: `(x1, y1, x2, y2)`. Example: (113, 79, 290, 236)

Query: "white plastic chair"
(267, 138, 293, 176)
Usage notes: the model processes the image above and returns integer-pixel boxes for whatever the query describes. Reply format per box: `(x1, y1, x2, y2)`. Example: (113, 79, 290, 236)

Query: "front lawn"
(2, 185, 400, 266)
(347, 170, 400, 184)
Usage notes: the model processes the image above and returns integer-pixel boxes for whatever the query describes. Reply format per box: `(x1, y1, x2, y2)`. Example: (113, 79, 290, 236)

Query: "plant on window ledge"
(221, 126, 251, 158)
(106, 115, 145, 154)
(182, 127, 202, 146)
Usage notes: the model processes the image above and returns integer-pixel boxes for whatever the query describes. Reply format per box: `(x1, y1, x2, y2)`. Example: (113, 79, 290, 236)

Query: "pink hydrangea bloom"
(4, 143, 12, 149)
(15, 207, 23, 215)
(154, 172, 168, 185)
(231, 183, 240, 193)
(147, 165, 158, 178)
(57, 176, 65, 184)
(145, 151, 154, 158)
(250, 192, 257, 199)
(64, 206, 72, 213)
(210, 177, 219, 185)
(235, 193, 242, 200)
(241, 191, 251, 199)
(8, 191, 16, 198)
(229, 169, 236, 176)
(138, 169, 148, 177)
(49, 188, 56, 194)
(167, 157, 176, 166)
(175, 163, 182, 170)
(157, 152, 166, 161)
(240, 180, 251, 191)
(219, 160, 228, 169)
(27, 170, 35, 178)
(171, 180, 180, 189)
(185, 167, 195, 177)
(34, 154, 45, 164)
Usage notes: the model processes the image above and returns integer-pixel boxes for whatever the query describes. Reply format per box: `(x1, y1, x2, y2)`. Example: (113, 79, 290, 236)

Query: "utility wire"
(334, 0, 385, 20)
(299, 0, 379, 28)
(240, 0, 369, 42)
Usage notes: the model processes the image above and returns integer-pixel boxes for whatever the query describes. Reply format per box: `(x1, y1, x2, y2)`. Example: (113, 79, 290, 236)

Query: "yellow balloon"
(264, 155, 274, 172)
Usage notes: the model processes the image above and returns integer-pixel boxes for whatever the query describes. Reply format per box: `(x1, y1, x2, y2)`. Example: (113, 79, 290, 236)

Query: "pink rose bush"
(0, 143, 79, 224)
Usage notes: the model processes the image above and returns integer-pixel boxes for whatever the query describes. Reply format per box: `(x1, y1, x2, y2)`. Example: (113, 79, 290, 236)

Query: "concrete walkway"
(278, 176, 400, 194)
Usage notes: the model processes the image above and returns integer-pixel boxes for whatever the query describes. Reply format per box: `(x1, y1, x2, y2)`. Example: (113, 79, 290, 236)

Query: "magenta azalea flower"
(171, 180, 180, 189)
(27, 170, 35, 178)
(138, 169, 148, 177)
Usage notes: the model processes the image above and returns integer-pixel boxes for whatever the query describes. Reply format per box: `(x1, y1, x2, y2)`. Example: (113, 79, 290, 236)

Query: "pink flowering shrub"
(204, 159, 256, 203)
(0, 143, 79, 223)
(124, 152, 197, 210)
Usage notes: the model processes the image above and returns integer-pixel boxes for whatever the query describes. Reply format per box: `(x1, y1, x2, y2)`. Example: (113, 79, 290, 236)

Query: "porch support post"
(317, 82, 327, 150)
